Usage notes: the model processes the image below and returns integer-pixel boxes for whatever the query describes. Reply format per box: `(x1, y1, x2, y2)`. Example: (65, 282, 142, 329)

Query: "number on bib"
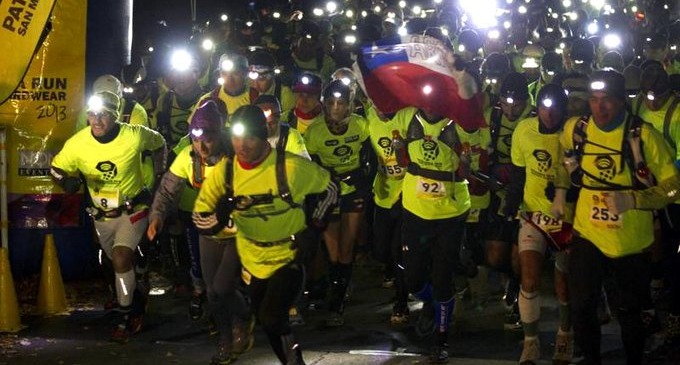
(589, 194, 622, 229)
(92, 188, 120, 210)
(416, 177, 447, 199)
(530, 211, 562, 232)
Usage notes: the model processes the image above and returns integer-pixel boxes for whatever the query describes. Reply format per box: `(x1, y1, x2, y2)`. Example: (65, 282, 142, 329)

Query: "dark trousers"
(569, 236, 652, 365)
(660, 204, 680, 314)
(401, 209, 466, 301)
(249, 264, 304, 363)
(199, 236, 249, 343)
(374, 201, 409, 310)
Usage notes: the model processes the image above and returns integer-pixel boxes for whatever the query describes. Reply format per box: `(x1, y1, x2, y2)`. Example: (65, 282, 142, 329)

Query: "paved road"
(0, 260, 671, 365)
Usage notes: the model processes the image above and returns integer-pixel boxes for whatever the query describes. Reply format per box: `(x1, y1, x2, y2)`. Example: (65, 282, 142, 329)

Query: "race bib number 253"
(589, 194, 622, 229)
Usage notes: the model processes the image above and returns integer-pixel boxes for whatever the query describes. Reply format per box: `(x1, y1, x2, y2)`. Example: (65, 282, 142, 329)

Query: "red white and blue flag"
(353, 34, 485, 130)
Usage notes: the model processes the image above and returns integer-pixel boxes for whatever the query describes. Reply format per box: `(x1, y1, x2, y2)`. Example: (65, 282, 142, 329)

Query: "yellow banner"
(0, 0, 86, 228)
(0, 0, 57, 104)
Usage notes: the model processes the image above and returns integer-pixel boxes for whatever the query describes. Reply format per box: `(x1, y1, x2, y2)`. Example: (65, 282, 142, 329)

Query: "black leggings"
(569, 236, 651, 365)
(401, 210, 466, 301)
(373, 202, 409, 309)
(248, 264, 304, 363)
(199, 236, 249, 343)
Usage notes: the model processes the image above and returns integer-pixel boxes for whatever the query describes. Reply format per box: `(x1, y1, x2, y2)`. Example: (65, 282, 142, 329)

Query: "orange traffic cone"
(36, 234, 68, 315)
(0, 247, 22, 332)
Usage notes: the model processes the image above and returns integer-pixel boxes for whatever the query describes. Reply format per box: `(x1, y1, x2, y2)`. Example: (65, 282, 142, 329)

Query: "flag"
(353, 34, 485, 130)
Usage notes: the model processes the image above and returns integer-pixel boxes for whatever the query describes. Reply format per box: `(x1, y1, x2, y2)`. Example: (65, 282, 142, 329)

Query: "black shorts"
(484, 212, 519, 243)
(328, 190, 366, 221)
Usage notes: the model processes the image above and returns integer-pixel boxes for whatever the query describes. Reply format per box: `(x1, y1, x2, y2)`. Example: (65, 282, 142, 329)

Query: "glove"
(545, 182, 556, 201)
(551, 188, 567, 220)
(603, 191, 635, 216)
(468, 178, 489, 196)
(216, 195, 238, 223)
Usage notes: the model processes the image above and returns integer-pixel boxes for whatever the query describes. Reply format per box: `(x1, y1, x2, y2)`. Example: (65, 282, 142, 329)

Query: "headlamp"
(262, 109, 272, 119)
(603, 34, 621, 49)
(505, 97, 514, 104)
(301, 76, 310, 85)
(232, 123, 246, 137)
(646, 92, 655, 101)
(412, 6, 421, 14)
(339, 77, 351, 86)
(326, 2, 337, 13)
(248, 71, 260, 80)
(398, 26, 407, 35)
(332, 91, 342, 98)
(562, 0, 572, 7)
(171, 49, 193, 72)
(503, 21, 511, 29)
(88, 95, 104, 112)
(387, 11, 396, 19)
(547, 70, 555, 76)
(344, 34, 356, 44)
(273, 12, 280, 19)
(313, 8, 324, 16)
(246, 21, 253, 27)
(345, 9, 354, 18)
(148, 46, 154, 53)
(591, 81, 606, 90)
(220, 14, 228, 22)
(202, 39, 214, 51)
(522, 57, 539, 69)
(191, 128, 205, 138)
(458, 44, 466, 53)
(574, 59, 585, 65)
(361, 10, 368, 17)
(628, 93, 637, 98)
(542, 98, 553, 108)
(374, 5, 381, 13)
(221, 59, 235, 72)
(587, 22, 598, 35)
(488, 30, 500, 39)
(518, 5, 527, 14)
(399, 1, 406, 8)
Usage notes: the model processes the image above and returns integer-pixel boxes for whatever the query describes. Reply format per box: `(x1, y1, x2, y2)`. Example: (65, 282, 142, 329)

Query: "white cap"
(93, 74, 122, 97)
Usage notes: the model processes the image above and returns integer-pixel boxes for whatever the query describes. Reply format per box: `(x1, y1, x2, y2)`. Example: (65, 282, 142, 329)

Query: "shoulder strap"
(190, 150, 205, 188)
(489, 104, 503, 149)
(275, 143, 299, 208)
(276, 124, 290, 153)
(438, 120, 461, 150)
(157, 91, 175, 141)
(406, 113, 425, 143)
(121, 97, 137, 123)
(287, 110, 298, 129)
(210, 87, 229, 118)
(274, 79, 282, 102)
(634, 96, 644, 117)
(663, 96, 680, 150)
(315, 48, 325, 72)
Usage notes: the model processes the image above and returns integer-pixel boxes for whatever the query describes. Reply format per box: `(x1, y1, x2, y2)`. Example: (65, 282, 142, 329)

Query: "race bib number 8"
(93, 188, 120, 210)
(416, 177, 447, 199)
(589, 194, 622, 229)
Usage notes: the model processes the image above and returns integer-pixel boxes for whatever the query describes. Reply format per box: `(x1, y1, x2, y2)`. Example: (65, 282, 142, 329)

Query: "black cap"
(322, 79, 352, 103)
(640, 63, 670, 94)
(248, 49, 276, 72)
(571, 38, 595, 63)
(600, 51, 624, 72)
(457, 29, 483, 52)
(481, 53, 511, 78)
(589, 69, 626, 101)
(500, 72, 529, 100)
(646, 33, 668, 49)
(293, 72, 323, 94)
(230, 105, 268, 140)
(537, 84, 568, 113)
(541, 51, 563, 71)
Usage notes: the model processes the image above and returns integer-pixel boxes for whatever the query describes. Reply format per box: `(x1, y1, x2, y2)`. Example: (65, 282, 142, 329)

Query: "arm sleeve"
(192, 158, 231, 235)
(555, 121, 575, 190)
(632, 124, 680, 209)
(149, 171, 185, 222)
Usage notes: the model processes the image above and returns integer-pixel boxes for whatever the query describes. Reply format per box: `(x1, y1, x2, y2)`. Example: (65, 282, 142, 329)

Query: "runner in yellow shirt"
(50, 91, 166, 343)
(506, 84, 575, 364)
(305, 80, 371, 327)
(193, 105, 337, 365)
(556, 70, 680, 364)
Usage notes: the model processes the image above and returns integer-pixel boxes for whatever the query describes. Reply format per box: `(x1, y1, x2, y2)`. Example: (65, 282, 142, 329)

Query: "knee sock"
(115, 269, 136, 307)
(558, 301, 571, 333)
(519, 288, 540, 338)
(434, 297, 455, 333)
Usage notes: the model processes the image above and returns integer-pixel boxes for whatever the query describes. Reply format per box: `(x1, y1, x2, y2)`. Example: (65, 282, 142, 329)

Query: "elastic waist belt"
(244, 229, 305, 248)
(407, 163, 459, 182)
(88, 189, 152, 219)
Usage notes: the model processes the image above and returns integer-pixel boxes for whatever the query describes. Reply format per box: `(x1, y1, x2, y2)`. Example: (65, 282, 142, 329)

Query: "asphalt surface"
(1, 258, 675, 365)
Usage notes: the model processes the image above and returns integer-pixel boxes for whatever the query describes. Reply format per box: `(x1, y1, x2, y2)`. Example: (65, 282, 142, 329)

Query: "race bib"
(466, 208, 481, 223)
(589, 193, 622, 229)
(379, 162, 406, 179)
(416, 177, 447, 199)
(529, 211, 562, 232)
(92, 188, 120, 210)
